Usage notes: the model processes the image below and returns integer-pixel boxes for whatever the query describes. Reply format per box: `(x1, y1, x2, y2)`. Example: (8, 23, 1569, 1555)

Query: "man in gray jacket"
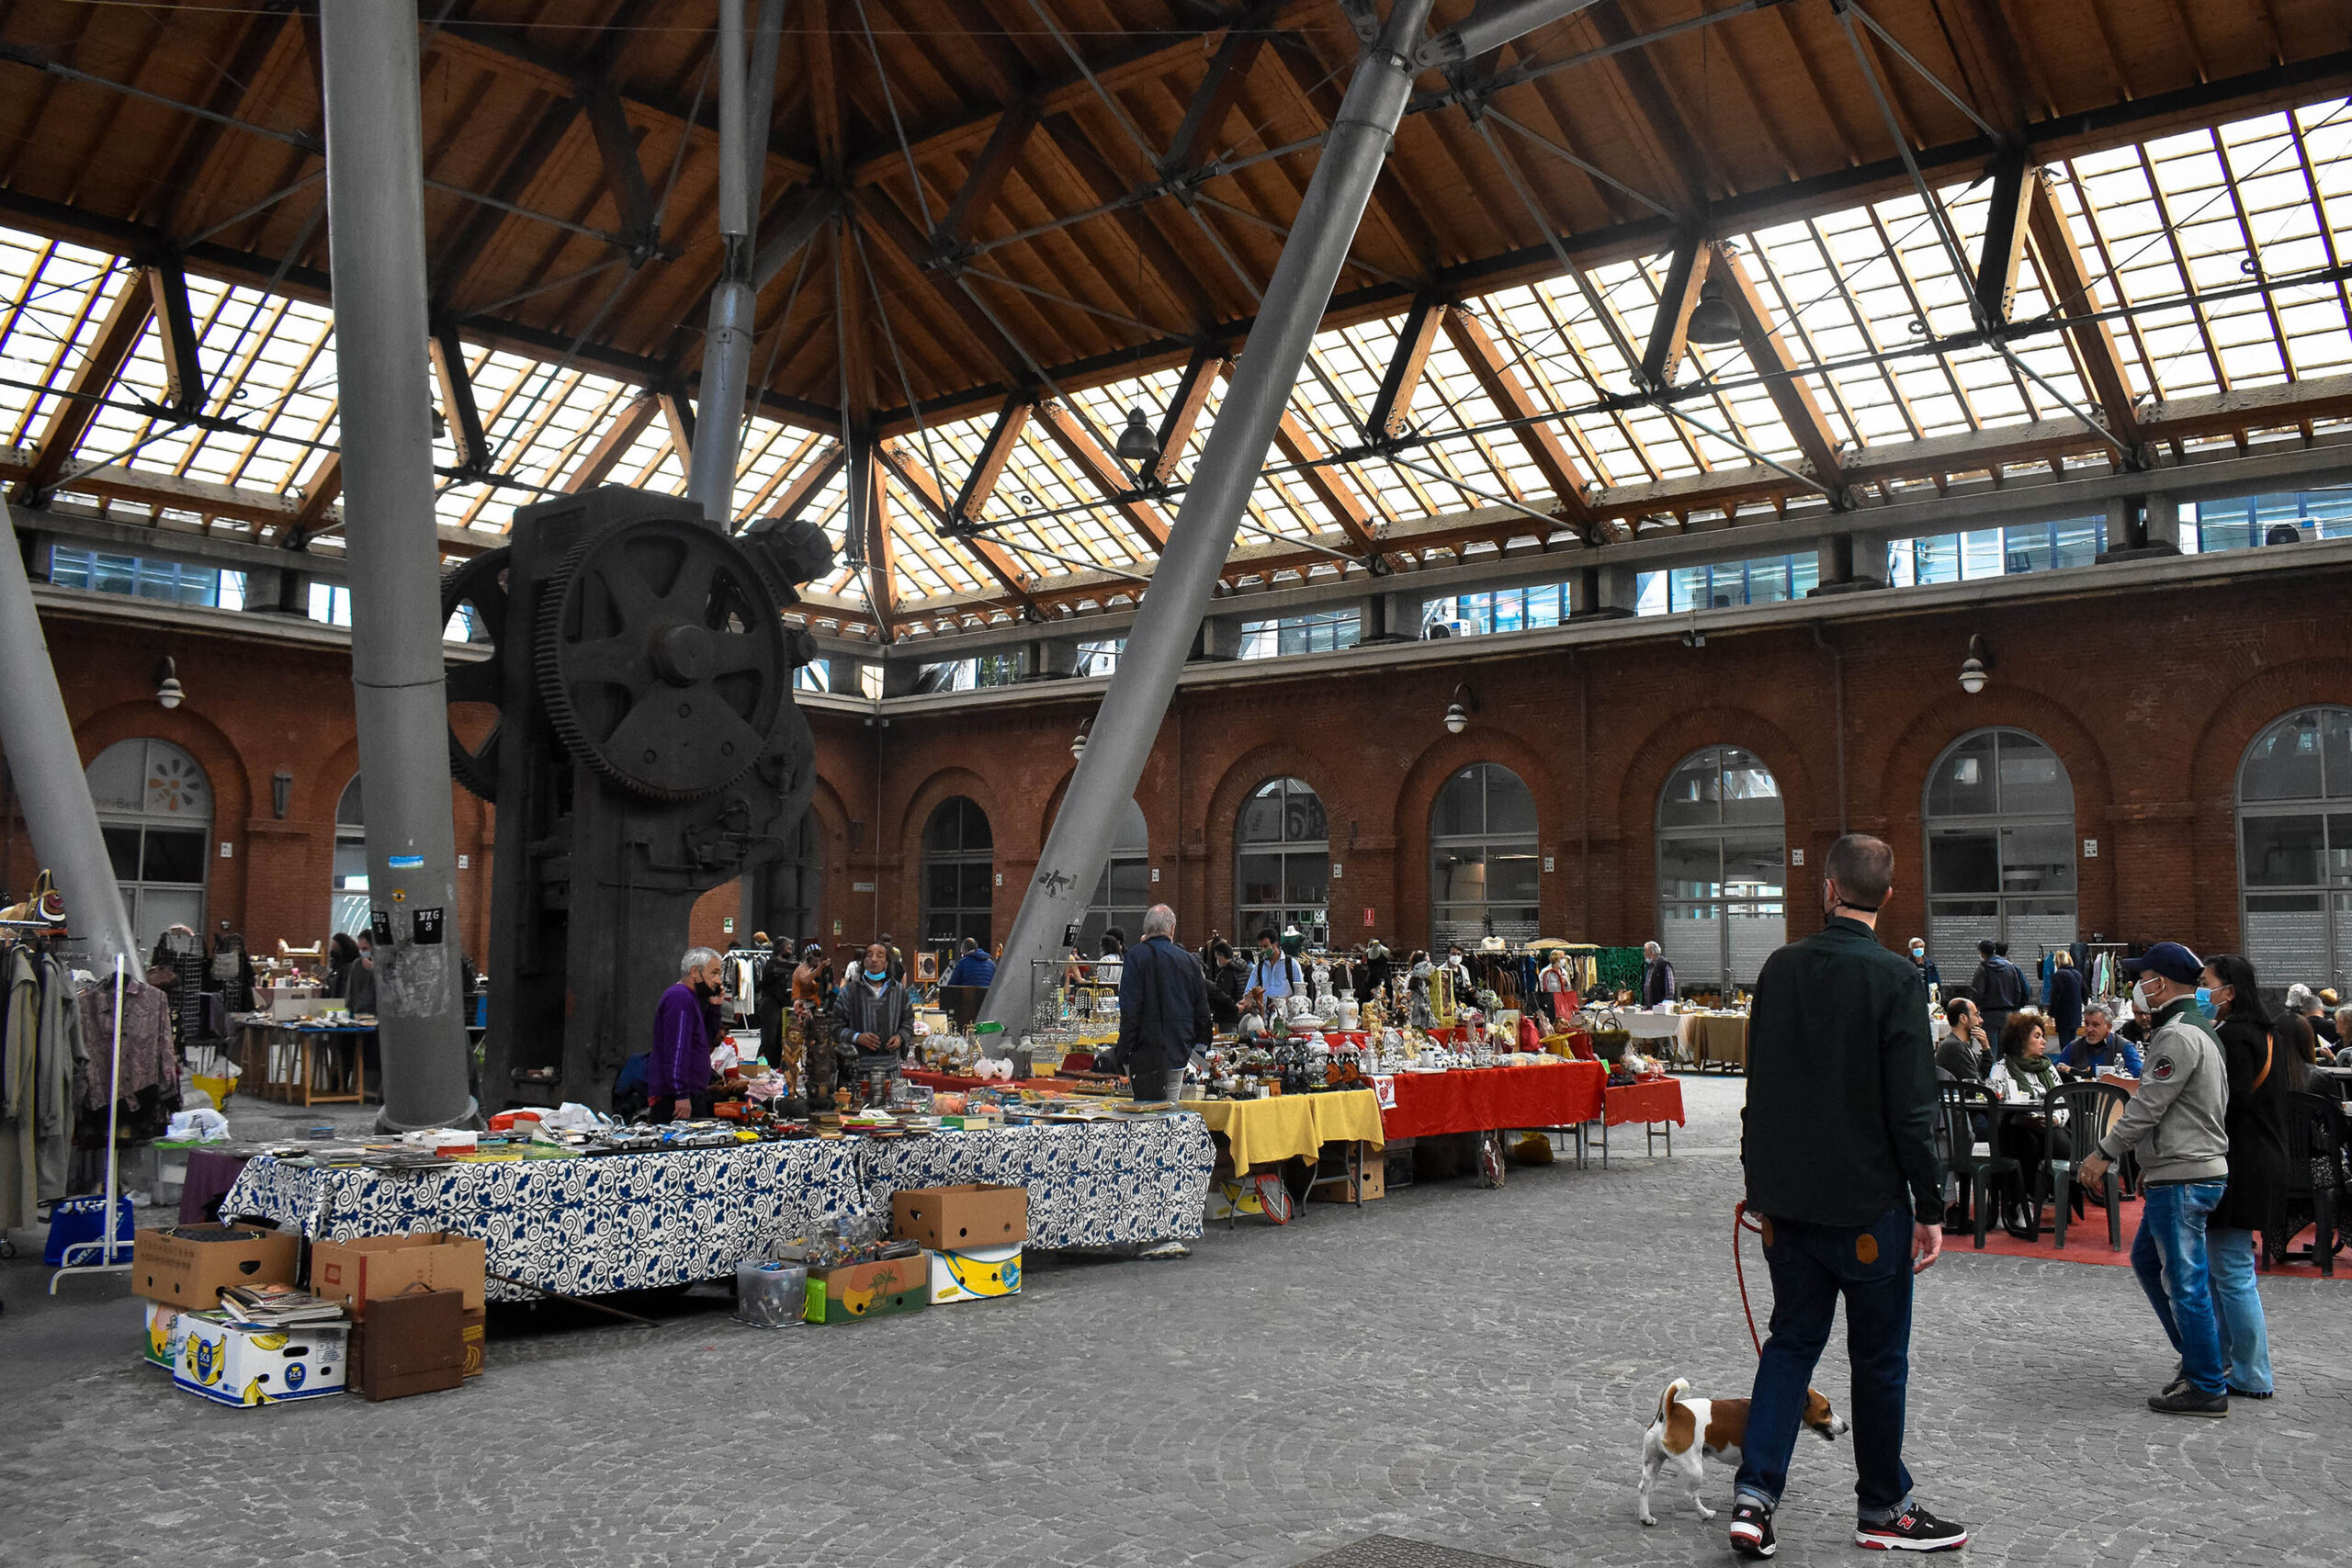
(831, 940, 914, 1103)
(2079, 942, 2232, 1417)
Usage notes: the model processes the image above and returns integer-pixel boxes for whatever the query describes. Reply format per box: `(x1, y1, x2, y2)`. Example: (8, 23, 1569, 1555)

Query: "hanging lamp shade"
(1685, 280, 1741, 345)
(1114, 406, 1159, 466)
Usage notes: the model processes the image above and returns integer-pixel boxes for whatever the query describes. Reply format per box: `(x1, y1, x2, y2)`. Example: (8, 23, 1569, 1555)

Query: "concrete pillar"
(1575, 563, 1638, 618)
(2096, 492, 2182, 562)
(1807, 531, 1890, 595)
(880, 659, 923, 698)
(2143, 492, 2183, 551)
(1361, 586, 1423, 643)
(17, 528, 52, 583)
(824, 653, 870, 697)
(1026, 637, 1080, 679)
(1190, 615, 1243, 662)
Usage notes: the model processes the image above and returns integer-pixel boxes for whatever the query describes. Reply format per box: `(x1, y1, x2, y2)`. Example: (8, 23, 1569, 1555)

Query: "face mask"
(864, 967, 888, 983)
(1909, 946, 1926, 960)
(2132, 977, 2156, 1011)
(2196, 987, 2211, 1008)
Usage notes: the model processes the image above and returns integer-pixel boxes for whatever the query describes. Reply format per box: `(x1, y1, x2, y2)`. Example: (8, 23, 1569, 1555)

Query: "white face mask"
(2132, 977, 2157, 1012)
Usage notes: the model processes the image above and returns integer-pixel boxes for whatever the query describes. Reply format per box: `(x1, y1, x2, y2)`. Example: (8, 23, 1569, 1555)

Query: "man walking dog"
(1734, 833, 1966, 1557)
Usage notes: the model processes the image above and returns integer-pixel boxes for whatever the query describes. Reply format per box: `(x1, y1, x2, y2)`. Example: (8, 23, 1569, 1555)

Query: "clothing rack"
(50, 953, 129, 1292)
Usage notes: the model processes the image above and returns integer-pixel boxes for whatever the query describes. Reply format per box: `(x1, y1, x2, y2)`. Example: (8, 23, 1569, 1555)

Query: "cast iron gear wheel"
(440, 547, 513, 801)
(536, 515, 789, 799)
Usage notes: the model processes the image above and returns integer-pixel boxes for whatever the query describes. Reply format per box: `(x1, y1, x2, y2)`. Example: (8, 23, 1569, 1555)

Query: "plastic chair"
(2268, 1090, 2347, 1276)
(1939, 1081, 2017, 1250)
(2042, 1080, 2129, 1251)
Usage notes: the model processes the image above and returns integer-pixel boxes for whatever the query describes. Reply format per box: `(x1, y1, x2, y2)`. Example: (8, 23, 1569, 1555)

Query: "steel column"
(0, 504, 141, 971)
(318, 0, 474, 1131)
(688, 0, 784, 528)
(978, 0, 1443, 1034)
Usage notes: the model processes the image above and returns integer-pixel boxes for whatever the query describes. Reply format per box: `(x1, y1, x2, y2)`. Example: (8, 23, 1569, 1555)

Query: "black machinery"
(441, 487, 831, 1110)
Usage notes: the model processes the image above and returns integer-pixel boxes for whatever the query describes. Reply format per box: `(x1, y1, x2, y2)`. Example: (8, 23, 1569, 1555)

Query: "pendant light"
(1114, 406, 1159, 468)
(1685, 280, 1740, 345)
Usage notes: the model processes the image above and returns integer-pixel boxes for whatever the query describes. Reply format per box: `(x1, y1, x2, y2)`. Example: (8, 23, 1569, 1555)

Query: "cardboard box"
(1310, 1140, 1385, 1202)
(927, 1245, 1022, 1304)
(133, 1223, 300, 1309)
(460, 1307, 485, 1378)
(175, 1313, 348, 1406)
(804, 1251, 930, 1325)
(890, 1184, 1026, 1250)
(311, 1232, 488, 1316)
(143, 1302, 194, 1370)
(350, 1288, 466, 1401)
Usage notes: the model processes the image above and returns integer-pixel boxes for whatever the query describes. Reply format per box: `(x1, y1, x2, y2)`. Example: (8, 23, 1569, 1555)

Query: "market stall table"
(254, 1021, 377, 1105)
(1598, 1077, 1687, 1165)
(1372, 1060, 1607, 1179)
(1694, 1014, 1749, 1072)
(861, 1116, 1216, 1247)
(1187, 1089, 1385, 1220)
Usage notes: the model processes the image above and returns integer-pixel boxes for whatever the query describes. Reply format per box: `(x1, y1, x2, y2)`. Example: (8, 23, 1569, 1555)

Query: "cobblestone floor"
(4, 1075, 2346, 1567)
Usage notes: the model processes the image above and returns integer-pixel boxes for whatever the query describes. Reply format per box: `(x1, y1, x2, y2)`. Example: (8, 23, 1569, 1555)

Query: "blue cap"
(2122, 942, 2203, 986)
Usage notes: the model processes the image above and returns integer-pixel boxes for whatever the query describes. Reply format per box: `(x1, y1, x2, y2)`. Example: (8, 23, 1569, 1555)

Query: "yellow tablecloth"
(1188, 1089, 1385, 1169)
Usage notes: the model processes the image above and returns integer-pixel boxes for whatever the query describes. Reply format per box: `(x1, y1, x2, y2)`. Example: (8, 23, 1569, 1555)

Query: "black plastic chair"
(1939, 1081, 2018, 1250)
(2042, 1080, 2129, 1251)
(2267, 1090, 2348, 1276)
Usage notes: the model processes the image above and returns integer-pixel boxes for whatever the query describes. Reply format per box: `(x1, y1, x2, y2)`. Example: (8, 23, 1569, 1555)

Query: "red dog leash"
(1732, 1201, 1766, 1356)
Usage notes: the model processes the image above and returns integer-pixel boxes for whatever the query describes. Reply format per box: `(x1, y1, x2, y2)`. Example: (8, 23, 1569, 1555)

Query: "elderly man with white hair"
(1114, 904, 1213, 1259)
(650, 946, 726, 1121)
(1640, 940, 1677, 1010)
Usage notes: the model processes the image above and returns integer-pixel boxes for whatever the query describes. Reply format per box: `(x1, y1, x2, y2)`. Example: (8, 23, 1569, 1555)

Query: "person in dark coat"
(2044, 951, 2086, 1044)
(1639, 942, 1676, 1008)
(1968, 939, 2029, 1046)
(1204, 938, 1247, 1032)
(1118, 905, 1212, 1106)
(2200, 953, 2284, 1399)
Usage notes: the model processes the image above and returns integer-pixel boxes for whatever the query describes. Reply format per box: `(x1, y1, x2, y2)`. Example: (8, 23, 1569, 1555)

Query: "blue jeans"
(2207, 1225, 2273, 1395)
(2130, 1180, 2228, 1396)
(1733, 1205, 1916, 1523)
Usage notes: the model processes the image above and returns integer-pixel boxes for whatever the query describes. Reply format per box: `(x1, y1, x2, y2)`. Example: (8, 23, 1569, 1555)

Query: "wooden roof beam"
(857, 445, 896, 642)
(147, 6, 297, 233)
(1159, 11, 1272, 179)
(1640, 229, 1713, 390)
(805, 0, 844, 177)
(581, 82, 659, 254)
(1711, 245, 1849, 503)
(1439, 304, 1609, 542)
(934, 103, 1035, 250)
(2023, 170, 2144, 450)
(565, 390, 660, 492)
(1031, 398, 1170, 556)
(1149, 347, 1224, 488)
(1041, 113, 1220, 334)
(1581, 4, 1712, 214)
(1973, 149, 2035, 325)
(1269, 32, 1440, 278)
(760, 441, 848, 526)
(283, 452, 343, 547)
(859, 195, 1038, 392)
(429, 321, 490, 478)
(879, 437, 1038, 616)
(146, 256, 209, 419)
(1259, 396, 1390, 559)
(1369, 295, 1447, 442)
(12, 266, 154, 505)
(954, 397, 1028, 522)
(657, 390, 697, 468)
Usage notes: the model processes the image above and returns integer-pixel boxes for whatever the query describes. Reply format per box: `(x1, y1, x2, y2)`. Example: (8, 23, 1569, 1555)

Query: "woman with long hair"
(2199, 953, 2284, 1400)
(1988, 1012, 2075, 1229)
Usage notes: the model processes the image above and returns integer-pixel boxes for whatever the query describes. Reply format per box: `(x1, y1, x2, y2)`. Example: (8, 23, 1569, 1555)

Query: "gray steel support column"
(687, 0, 782, 529)
(319, 0, 475, 1131)
(0, 503, 140, 971)
(979, 0, 1442, 1035)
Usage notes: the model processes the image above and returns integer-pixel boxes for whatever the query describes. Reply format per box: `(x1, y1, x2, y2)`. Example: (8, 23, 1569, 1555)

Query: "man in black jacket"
(1969, 938, 2030, 1045)
(1118, 905, 1213, 1106)
(1729, 834, 1964, 1560)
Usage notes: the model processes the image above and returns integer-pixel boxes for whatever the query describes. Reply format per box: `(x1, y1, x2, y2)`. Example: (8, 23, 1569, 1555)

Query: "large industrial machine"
(441, 487, 831, 1110)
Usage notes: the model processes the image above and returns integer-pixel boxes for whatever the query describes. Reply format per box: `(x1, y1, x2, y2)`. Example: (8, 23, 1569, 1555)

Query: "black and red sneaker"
(1728, 1502, 1776, 1559)
(1856, 1504, 1968, 1551)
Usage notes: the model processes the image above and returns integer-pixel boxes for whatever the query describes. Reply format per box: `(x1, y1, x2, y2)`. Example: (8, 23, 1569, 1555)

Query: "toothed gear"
(535, 516, 789, 800)
(439, 547, 513, 801)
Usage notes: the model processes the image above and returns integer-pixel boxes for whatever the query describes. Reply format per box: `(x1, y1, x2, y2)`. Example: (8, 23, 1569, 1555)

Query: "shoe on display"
(1728, 1501, 1776, 1559)
(2146, 1386, 2229, 1417)
(1855, 1505, 1968, 1552)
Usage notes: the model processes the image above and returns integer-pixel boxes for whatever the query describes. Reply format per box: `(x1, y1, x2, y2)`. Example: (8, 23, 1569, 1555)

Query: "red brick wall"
(8, 570, 2346, 972)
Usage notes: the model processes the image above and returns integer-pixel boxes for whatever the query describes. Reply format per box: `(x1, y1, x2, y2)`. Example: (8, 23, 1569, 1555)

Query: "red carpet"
(1951, 1196, 2346, 1281)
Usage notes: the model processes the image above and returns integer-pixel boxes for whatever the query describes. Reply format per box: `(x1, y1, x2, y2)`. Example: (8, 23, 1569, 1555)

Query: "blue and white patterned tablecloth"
(865, 1118, 1214, 1249)
(221, 1115, 1215, 1297)
(222, 1141, 870, 1300)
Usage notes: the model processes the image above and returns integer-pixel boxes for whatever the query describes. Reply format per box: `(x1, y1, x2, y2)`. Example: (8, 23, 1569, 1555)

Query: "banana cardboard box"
(174, 1312, 349, 1406)
(927, 1245, 1022, 1304)
(804, 1251, 930, 1325)
(143, 1302, 193, 1370)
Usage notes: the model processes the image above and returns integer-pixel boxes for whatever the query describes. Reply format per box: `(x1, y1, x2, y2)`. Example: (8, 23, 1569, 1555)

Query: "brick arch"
(1035, 771, 1150, 856)
(1609, 706, 1813, 955)
(892, 765, 1007, 945)
(2186, 658, 2352, 803)
(72, 700, 254, 834)
(302, 737, 365, 826)
(1199, 742, 1350, 946)
(1393, 723, 1562, 950)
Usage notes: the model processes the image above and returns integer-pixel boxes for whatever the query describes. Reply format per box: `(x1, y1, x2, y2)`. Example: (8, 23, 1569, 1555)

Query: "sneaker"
(1136, 1240, 1190, 1260)
(2146, 1386, 2228, 1417)
(1855, 1505, 1968, 1551)
(2225, 1386, 2274, 1401)
(1728, 1501, 1776, 1559)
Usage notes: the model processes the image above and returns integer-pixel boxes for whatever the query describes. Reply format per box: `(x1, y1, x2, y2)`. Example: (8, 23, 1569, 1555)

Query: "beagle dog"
(1638, 1376, 1846, 1526)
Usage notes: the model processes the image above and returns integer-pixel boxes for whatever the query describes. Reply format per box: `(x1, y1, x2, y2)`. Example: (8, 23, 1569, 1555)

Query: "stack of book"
(218, 1282, 347, 1327)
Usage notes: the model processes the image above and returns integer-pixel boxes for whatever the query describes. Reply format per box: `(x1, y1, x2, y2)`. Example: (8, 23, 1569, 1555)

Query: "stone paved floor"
(4, 1075, 2347, 1567)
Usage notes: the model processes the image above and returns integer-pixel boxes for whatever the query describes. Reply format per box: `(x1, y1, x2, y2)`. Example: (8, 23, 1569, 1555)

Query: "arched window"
(332, 775, 368, 934)
(1923, 728, 2076, 983)
(1656, 747, 1784, 992)
(750, 814, 823, 950)
(922, 797, 994, 963)
(85, 738, 211, 950)
(1430, 763, 1539, 948)
(1080, 800, 1149, 954)
(2235, 706, 2352, 994)
(1237, 777, 1328, 945)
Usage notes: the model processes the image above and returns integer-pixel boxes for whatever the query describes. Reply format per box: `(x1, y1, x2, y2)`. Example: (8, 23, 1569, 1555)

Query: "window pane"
(958, 799, 992, 850)
(1928, 831, 2001, 895)
(925, 863, 961, 908)
(1483, 768, 1536, 836)
(1719, 750, 1783, 826)
(1487, 850, 1539, 903)
(1998, 824, 2077, 896)
(1284, 786, 1328, 845)
(103, 825, 141, 880)
(1239, 785, 1284, 844)
(2327, 711, 2352, 799)
(1720, 834, 1786, 897)
(923, 803, 963, 853)
(2242, 713, 2326, 801)
(1927, 733, 1998, 817)
(1238, 853, 1283, 907)
(1107, 860, 1150, 907)
(1658, 752, 1723, 828)
(959, 863, 993, 908)
(1430, 848, 1487, 905)
(1433, 770, 1482, 837)
(87, 742, 147, 816)
(337, 775, 364, 828)
(1658, 838, 1723, 899)
(1996, 735, 2072, 816)
(141, 829, 208, 885)
(2243, 814, 2326, 887)
(1110, 800, 1148, 852)
(1283, 854, 1328, 906)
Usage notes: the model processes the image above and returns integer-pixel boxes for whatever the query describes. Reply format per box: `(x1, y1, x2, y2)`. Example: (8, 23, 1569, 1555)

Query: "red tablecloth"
(1604, 1077, 1686, 1128)
(1378, 1060, 1604, 1139)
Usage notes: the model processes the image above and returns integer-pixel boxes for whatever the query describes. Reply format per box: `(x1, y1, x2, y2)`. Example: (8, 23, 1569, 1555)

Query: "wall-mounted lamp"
(1070, 717, 1092, 760)
(1958, 633, 1992, 695)
(1444, 682, 1478, 736)
(271, 768, 293, 820)
(154, 656, 184, 709)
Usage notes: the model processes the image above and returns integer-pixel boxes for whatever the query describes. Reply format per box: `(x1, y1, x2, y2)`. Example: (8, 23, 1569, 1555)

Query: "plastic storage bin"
(733, 1259, 808, 1327)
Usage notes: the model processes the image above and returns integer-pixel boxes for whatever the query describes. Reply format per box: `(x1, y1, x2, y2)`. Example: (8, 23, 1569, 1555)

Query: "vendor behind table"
(833, 940, 913, 1102)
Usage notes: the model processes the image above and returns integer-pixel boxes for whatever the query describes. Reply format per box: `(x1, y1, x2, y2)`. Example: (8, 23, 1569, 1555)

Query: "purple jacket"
(649, 982, 711, 1104)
